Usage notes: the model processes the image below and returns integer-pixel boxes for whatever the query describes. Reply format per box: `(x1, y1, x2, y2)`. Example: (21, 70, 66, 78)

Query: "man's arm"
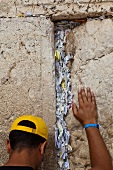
(72, 87, 112, 170)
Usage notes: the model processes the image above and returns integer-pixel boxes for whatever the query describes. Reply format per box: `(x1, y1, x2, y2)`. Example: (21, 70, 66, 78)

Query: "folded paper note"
(54, 21, 77, 169)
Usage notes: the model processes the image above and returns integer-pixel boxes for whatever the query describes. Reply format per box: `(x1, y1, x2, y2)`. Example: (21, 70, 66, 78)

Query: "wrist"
(83, 120, 97, 126)
(84, 124, 99, 129)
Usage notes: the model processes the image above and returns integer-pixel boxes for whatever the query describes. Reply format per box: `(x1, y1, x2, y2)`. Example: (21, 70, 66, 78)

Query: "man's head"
(6, 115, 48, 168)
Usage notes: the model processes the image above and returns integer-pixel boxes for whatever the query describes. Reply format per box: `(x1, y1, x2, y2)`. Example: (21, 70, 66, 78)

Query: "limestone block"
(15, 0, 23, 5)
(1, 0, 113, 19)
(0, 17, 57, 169)
(22, 0, 54, 5)
(65, 0, 74, 3)
(0, 132, 8, 165)
(74, 0, 90, 2)
(22, 0, 33, 5)
(0, 0, 16, 17)
(37, 0, 54, 4)
(66, 19, 113, 169)
(71, 19, 113, 65)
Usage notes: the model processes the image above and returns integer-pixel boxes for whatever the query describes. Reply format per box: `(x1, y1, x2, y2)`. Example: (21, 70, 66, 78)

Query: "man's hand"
(72, 87, 112, 170)
(72, 87, 98, 126)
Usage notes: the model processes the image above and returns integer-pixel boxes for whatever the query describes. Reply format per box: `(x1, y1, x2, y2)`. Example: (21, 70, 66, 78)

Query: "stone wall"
(1, 0, 113, 19)
(66, 18, 113, 169)
(0, 0, 113, 170)
(0, 17, 57, 169)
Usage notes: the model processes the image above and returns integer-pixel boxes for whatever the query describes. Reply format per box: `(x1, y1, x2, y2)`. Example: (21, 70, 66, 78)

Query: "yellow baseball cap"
(10, 115, 48, 140)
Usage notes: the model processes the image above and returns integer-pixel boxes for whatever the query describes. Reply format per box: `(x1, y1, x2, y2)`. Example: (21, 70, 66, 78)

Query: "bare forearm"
(86, 128, 112, 170)
(72, 87, 113, 170)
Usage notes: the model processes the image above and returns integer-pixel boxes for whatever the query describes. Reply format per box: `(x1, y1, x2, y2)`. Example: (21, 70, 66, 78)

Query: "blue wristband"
(84, 124, 99, 129)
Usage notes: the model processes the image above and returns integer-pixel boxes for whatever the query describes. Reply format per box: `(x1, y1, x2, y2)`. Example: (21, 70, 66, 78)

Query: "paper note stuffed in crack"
(54, 22, 75, 169)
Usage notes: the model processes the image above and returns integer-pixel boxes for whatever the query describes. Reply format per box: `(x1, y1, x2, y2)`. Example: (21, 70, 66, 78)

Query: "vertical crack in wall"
(54, 21, 81, 170)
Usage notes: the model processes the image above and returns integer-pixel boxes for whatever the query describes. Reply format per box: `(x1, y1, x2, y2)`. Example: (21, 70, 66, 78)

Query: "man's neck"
(4, 150, 36, 169)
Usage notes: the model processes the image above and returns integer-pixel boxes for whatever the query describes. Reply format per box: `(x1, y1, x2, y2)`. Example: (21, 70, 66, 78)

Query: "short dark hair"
(9, 120, 46, 151)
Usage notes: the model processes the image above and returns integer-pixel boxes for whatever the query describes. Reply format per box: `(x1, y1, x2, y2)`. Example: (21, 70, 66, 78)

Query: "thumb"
(72, 102, 78, 116)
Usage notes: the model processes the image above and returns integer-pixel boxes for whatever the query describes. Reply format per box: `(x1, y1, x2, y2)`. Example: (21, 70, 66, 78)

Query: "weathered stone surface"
(0, 17, 57, 169)
(1, 0, 113, 19)
(66, 18, 113, 169)
(0, 0, 113, 169)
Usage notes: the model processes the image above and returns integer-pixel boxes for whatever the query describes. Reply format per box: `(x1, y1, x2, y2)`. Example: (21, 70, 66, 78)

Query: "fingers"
(81, 88, 88, 103)
(72, 102, 78, 116)
(78, 87, 95, 105)
(87, 87, 92, 103)
(91, 92, 96, 106)
(78, 89, 84, 106)
(72, 88, 97, 125)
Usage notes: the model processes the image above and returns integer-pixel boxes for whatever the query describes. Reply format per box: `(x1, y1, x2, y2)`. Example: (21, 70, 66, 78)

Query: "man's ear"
(40, 141, 47, 155)
(6, 140, 11, 154)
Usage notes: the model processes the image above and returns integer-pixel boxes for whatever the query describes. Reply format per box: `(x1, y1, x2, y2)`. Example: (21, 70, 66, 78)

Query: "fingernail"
(81, 87, 84, 91)
(87, 87, 90, 91)
(78, 88, 81, 93)
(91, 92, 94, 96)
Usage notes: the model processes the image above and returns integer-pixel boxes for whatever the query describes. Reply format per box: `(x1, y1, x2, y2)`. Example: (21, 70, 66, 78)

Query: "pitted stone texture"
(0, 0, 16, 17)
(0, 17, 57, 169)
(66, 19, 113, 169)
(1, 0, 113, 19)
